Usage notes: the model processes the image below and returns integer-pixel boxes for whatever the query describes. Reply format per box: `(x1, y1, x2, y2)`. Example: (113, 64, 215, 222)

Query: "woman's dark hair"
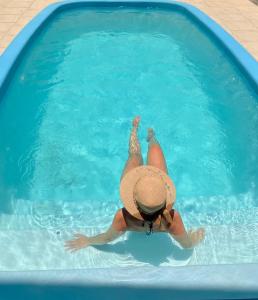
(137, 204, 173, 235)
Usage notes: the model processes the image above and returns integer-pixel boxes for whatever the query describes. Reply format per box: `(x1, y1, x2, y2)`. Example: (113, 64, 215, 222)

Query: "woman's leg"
(120, 117, 143, 182)
(147, 128, 168, 174)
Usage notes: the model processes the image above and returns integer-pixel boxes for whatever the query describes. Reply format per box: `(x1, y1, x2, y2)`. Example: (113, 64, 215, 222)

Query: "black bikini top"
(122, 205, 174, 235)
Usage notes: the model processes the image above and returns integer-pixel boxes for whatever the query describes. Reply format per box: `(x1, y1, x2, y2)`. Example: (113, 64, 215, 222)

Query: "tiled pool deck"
(0, 0, 258, 60)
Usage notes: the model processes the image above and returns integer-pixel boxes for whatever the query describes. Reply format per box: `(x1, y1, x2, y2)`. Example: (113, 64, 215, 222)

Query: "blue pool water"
(0, 6, 258, 270)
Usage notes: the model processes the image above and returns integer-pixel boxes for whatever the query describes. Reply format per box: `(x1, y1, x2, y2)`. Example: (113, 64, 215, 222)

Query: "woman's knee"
(147, 145, 167, 173)
(121, 154, 143, 181)
(148, 144, 163, 158)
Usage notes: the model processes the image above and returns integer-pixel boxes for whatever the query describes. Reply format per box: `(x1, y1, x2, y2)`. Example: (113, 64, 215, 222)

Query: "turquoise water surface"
(0, 7, 258, 270)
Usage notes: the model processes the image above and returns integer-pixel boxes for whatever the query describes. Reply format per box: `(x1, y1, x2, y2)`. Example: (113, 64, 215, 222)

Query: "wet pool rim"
(0, 0, 258, 298)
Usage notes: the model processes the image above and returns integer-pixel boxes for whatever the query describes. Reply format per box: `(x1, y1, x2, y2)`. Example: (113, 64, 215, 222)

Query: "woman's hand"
(187, 228, 205, 248)
(65, 234, 91, 252)
(65, 210, 126, 253)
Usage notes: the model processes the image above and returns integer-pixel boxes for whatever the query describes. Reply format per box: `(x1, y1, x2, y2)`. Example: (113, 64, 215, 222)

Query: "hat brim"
(120, 166, 176, 220)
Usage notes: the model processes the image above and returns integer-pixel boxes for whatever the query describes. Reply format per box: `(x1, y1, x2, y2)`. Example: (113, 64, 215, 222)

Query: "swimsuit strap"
(122, 207, 175, 226)
(170, 208, 175, 220)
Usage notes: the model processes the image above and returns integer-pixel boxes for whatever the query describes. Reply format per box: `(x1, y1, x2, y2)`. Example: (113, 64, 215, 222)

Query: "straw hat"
(120, 165, 176, 220)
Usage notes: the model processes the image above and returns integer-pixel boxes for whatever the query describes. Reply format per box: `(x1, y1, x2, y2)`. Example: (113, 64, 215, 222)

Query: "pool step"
(0, 220, 257, 271)
(1, 205, 258, 230)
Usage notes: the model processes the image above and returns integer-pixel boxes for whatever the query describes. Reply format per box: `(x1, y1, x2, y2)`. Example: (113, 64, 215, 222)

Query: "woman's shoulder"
(112, 208, 128, 232)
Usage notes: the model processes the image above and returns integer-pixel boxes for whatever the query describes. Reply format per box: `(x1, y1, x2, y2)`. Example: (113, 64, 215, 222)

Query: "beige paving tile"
(0, 14, 20, 22)
(0, 0, 10, 7)
(221, 20, 257, 31)
(16, 16, 33, 26)
(0, 8, 27, 15)
(215, 13, 249, 22)
(248, 15, 258, 24)
(232, 30, 258, 42)
(8, 24, 22, 36)
(22, 9, 41, 17)
(0, 35, 14, 48)
(7, 1, 34, 8)
(184, 0, 204, 4)
(253, 52, 258, 59)
(30, 0, 51, 9)
(236, 4, 258, 11)
(244, 41, 258, 52)
(244, 20, 258, 29)
(249, 52, 258, 60)
(205, 1, 235, 8)
(216, 0, 244, 3)
(247, 10, 258, 19)
(201, 7, 240, 15)
(0, 22, 13, 32)
(0, 47, 5, 54)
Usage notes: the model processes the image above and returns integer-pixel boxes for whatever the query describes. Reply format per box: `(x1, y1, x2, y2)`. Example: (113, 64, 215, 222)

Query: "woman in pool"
(65, 116, 205, 252)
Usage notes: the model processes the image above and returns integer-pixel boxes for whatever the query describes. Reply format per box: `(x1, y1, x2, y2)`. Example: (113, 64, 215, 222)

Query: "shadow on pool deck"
(94, 231, 193, 266)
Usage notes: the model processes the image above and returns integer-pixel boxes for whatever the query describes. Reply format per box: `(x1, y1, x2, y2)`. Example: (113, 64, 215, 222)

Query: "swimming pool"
(0, 0, 258, 299)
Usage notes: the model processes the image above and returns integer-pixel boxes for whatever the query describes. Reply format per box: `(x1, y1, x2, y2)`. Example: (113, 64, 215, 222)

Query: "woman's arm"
(65, 209, 127, 252)
(168, 210, 205, 248)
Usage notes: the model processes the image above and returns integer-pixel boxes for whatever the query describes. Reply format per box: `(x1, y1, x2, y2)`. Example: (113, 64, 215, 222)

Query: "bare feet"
(132, 116, 140, 129)
(146, 128, 155, 142)
(188, 228, 205, 248)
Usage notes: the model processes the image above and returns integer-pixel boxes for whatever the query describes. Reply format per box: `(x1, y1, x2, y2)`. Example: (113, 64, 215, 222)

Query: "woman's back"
(121, 207, 175, 232)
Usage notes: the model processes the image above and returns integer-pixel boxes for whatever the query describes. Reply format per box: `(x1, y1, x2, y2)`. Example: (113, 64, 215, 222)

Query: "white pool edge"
(1, 264, 258, 299)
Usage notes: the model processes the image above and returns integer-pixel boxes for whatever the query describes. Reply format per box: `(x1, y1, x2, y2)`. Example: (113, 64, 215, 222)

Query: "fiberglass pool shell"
(0, 1, 258, 299)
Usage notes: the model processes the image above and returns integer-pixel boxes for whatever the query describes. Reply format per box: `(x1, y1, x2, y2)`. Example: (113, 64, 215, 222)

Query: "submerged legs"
(120, 117, 143, 181)
(146, 128, 168, 174)
(120, 117, 168, 182)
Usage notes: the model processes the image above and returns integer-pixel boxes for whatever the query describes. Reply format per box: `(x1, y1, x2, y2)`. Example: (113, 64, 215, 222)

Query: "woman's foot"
(132, 116, 141, 129)
(146, 128, 155, 142)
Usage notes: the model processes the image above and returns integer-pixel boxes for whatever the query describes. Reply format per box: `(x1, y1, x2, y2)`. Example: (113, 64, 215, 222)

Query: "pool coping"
(1, 264, 258, 299)
(0, 1, 258, 298)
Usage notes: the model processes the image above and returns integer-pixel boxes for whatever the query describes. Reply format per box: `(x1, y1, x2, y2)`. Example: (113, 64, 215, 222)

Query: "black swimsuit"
(122, 207, 175, 232)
